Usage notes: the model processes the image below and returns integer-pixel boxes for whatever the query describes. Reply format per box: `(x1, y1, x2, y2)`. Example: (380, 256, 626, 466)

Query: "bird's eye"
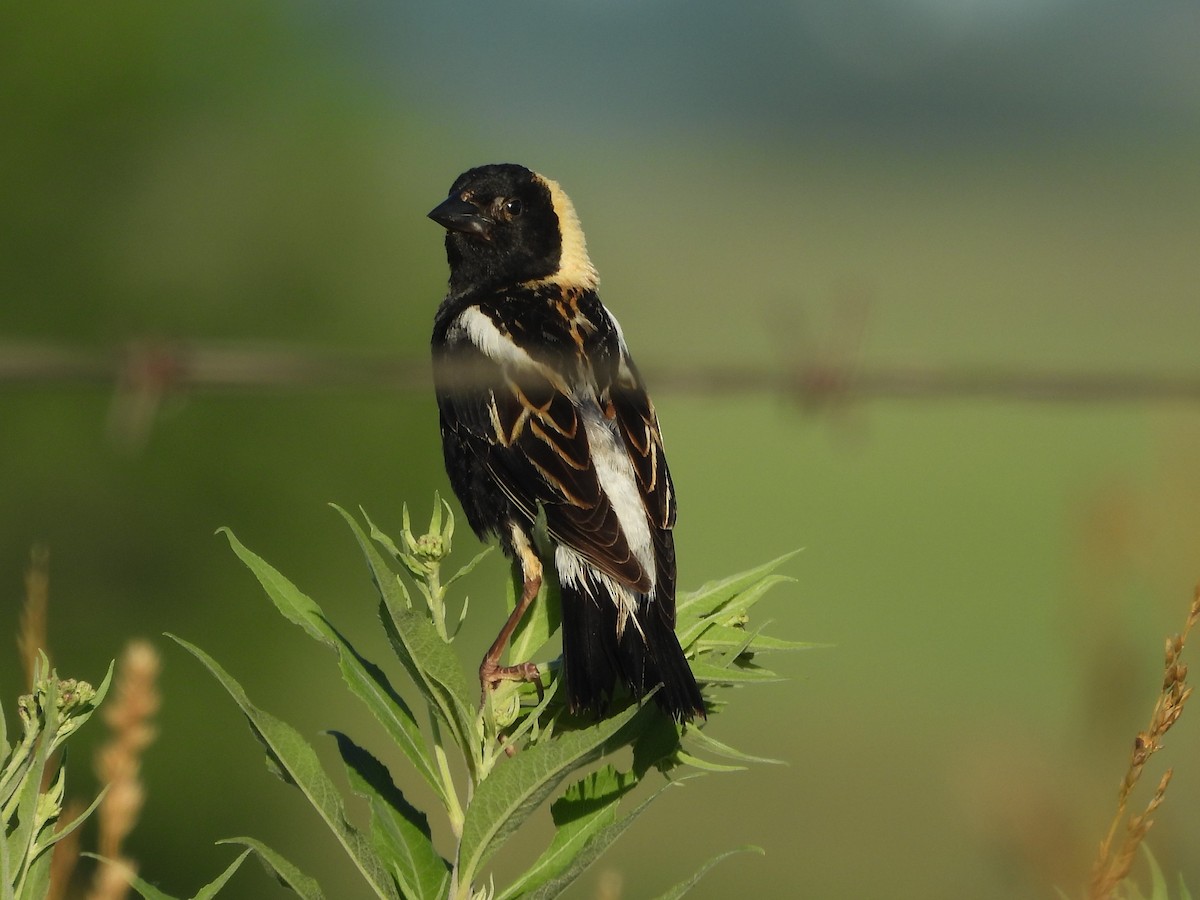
(502, 198, 523, 219)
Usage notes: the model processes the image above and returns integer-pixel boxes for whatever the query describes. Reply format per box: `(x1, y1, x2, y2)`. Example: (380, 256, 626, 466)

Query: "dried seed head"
(1090, 584, 1196, 900)
(91, 640, 161, 888)
(1165, 634, 1182, 666)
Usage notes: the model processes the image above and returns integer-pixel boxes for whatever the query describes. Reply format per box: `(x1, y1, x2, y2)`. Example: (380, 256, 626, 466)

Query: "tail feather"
(558, 578, 705, 721)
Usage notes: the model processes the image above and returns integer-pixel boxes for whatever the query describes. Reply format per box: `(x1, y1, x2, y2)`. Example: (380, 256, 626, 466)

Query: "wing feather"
(435, 292, 674, 598)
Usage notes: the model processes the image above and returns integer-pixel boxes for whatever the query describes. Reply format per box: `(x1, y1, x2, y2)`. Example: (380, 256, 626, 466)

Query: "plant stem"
(428, 568, 447, 641)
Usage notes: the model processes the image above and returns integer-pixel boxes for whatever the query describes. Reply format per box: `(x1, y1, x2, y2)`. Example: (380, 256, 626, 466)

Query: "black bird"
(428, 163, 704, 721)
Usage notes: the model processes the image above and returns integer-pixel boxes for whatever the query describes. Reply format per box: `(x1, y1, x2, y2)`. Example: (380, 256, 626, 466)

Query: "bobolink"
(428, 163, 704, 722)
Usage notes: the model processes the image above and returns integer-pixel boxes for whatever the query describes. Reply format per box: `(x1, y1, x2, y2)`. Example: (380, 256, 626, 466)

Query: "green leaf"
(691, 622, 789, 683)
(1145, 843, 1167, 900)
(673, 751, 745, 773)
(649, 846, 764, 900)
(443, 547, 493, 592)
(630, 713, 685, 778)
(428, 495, 444, 536)
(218, 528, 327, 643)
(677, 571, 797, 651)
(498, 765, 638, 899)
(553, 766, 638, 822)
(217, 527, 355, 661)
(518, 786, 671, 900)
(218, 838, 326, 900)
(687, 660, 784, 685)
(0, 732, 36, 823)
(168, 635, 400, 900)
(692, 576, 795, 643)
(1131, 844, 1195, 900)
(19, 842, 52, 900)
(329, 732, 450, 900)
(676, 552, 800, 622)
(506, 560, 562, 667)
(193, 849, 254, 900)
(334, 506, 478, 755)
(82, 854, 182, 900)
(8, 677, 57, 897)
(377, 604, 478, 755)
(364, 510, 406, 562)
(32, 782, 110, 856)
(691, 623, 821, 654)
(684, 728, 783, 767)
(336, 641, 445, 801)
(219, 528, 443, 805)
(86, 849, 253, 900)
(457, 700, 650, 891)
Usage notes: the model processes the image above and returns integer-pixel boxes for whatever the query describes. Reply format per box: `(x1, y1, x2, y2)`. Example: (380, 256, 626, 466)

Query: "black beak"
(428, 195, 493, 237)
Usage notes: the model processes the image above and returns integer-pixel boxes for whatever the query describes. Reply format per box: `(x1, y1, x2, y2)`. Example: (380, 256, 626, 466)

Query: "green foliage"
(1109, 846, 1195, 900)
(2, 654, 113, 899)
(145, 498, 805, 898)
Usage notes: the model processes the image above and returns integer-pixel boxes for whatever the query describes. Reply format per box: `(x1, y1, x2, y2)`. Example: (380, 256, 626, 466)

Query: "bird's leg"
(479, 527, 544, 701)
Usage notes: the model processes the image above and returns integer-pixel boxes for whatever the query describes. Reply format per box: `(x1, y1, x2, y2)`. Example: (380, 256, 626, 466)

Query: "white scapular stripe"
(456, 306, 538, 368)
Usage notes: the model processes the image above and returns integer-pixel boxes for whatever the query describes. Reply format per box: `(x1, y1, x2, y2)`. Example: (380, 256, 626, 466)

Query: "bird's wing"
(435, 294, 668, 595)
(608, 346, 678, 610)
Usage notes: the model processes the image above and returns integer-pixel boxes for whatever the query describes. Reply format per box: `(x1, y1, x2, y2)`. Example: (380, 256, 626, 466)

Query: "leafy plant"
(102, 498, 808, 898)
(2, 654, 113, 899)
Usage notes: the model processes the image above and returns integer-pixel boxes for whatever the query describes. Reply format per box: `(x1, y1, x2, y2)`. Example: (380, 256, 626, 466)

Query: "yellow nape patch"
(534, 175, 599, 290)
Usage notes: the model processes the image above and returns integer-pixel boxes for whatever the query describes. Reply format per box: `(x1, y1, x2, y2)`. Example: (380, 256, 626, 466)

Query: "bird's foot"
(480, 660, 545, 754)
(478, 658, 543, 702)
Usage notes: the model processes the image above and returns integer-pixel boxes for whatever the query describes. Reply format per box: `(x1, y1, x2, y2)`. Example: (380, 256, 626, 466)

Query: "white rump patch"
(555, 545, 645, 640)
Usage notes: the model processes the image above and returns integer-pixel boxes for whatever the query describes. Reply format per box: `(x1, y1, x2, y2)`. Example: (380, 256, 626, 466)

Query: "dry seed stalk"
(1088, 584, 1200, 899)
(18, 545, 50, 688)
(86, 640, 162, 900)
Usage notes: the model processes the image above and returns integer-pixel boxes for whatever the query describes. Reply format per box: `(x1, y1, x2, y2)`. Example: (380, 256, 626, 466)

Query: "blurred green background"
(4, 1, 1200, 897)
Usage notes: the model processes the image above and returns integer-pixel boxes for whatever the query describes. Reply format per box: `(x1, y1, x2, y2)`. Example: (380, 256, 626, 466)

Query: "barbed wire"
(5, 338, 1200, 400)
(3, 338, 1200, 447)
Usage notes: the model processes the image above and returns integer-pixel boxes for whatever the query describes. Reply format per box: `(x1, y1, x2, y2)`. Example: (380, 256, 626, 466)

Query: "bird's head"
(429, 163, 597, 293)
